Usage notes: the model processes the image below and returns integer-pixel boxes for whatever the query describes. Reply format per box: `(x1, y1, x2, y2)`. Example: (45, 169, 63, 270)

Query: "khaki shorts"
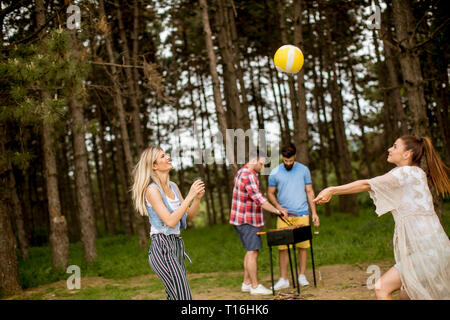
(277, 215, 310, 250)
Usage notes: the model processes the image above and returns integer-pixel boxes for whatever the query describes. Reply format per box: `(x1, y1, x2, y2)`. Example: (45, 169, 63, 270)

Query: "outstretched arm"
(313, 180, 371, 204)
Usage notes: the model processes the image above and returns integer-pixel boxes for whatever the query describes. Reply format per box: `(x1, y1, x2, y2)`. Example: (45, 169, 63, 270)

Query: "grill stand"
(292, 244, 300, 294)
(268, 239, 317, 296)
(287, 245, 296, 292)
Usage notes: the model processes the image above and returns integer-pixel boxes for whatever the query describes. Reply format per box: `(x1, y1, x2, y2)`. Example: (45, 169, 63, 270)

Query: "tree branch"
(88, 61, 144, 69)
(413, 17, 450, 49)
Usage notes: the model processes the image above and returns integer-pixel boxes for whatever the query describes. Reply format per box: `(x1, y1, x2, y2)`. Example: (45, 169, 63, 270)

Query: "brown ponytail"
(400, 135, 450, 197)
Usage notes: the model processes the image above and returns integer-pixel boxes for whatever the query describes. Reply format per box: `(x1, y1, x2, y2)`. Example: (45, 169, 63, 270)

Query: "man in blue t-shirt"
(267, 143, 320, 290)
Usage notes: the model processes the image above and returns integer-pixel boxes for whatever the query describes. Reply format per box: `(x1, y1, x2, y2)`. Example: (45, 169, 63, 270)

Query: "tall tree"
(0, 124, 22, 297)
(292, 0, 309, 166)
(277, 0, 298, 146)
(375, 0, 408, 139)
(8, 165, 29, 260)
(68, 30, 97, 263)
(199, 0, 238, 180)
(391, 0, 443, 221)
(36, 0, 70, 270)
(319, 0, 359, 215)
(115, 0, 145, 155)
(391, 0, 430, 138)
(97, 0, 147, 249)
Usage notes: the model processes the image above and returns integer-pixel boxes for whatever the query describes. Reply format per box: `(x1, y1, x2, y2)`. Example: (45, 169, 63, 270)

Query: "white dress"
(367, 165, 450, 299)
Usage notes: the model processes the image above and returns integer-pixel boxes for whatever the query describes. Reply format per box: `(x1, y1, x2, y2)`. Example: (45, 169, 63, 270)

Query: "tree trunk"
(8, 168, 29, 261)
(392, 0, 443, 221)
(315, 16, 342, 189)
(372, 29, 395, 149)
(348, 63, 373, 178)
(36, 0, 70, 270)
(199, 0, 237, 180)
(97, 106, 117, 235)
(310, 20, 331, 216)
(91, 129, 107, 233)
(117, 1, 151, 235)
(248, 62, 264, 129)
(428, 52, 450, 162)
(68, 35, 97, 262)
(174, 99, 186, 195)
(42, 99, 71, 270)
(277, 0, 298, 146)
(198, 69, 227, 223)
(20, 166, 34, 246)
(391, 0, 429, 138)
(58, 132, 80, 242)
(98, 0, 147, 249)
(376, 1, 408, 138)
(293, 0, 309, 166)
(132, 0, 143, 136)
(214, 0, 245, 132)
(320, 3, 359, 215)
(267, 57, 289, 144)
(225, 0, 251, 131)
(115, 0, 145, 155)
(0, 124, 22, 297)
(113, 126, 135, 236)
(273, 62, 292, 144)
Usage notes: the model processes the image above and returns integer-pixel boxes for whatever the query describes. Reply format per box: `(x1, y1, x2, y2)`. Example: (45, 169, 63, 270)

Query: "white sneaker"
(271, 278, 290, 290)
(250, 284, 272, 295)
(241, 282, 251, 292)
(298, 274, 310, 287)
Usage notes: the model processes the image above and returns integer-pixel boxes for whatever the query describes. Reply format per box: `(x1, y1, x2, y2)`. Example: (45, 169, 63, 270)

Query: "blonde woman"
(314, 136, 450, 300)
(132, 146, 205, 300)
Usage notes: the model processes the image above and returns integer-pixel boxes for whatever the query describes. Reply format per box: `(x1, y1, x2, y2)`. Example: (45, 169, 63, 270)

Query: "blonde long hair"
(131, 146, 169, 216)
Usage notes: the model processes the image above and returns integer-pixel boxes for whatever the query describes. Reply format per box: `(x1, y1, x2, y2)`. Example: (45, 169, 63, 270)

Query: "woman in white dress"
(313, 136, 450, 300)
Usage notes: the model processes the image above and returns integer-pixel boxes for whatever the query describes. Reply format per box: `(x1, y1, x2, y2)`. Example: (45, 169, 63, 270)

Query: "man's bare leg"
(278, 249, 289, 279)
(245, 250, 259, 288)
(298, 248, 307, 275)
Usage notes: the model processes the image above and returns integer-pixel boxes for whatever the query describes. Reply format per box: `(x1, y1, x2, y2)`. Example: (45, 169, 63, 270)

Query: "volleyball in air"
(273, 45, 304, 74)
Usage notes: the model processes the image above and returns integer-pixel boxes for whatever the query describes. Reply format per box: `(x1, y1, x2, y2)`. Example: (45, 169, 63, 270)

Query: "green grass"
(16, 203, 450, 292)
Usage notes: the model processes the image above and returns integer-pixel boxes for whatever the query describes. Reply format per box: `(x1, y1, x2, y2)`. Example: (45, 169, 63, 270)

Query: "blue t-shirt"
(268, 162, 312, 216)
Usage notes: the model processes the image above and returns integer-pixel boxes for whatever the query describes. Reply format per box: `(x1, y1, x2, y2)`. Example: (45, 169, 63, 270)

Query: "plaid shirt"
(229, 165, 267, 227)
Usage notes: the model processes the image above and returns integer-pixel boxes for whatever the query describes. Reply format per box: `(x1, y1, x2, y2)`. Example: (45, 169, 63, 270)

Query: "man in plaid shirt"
(230, 153, 289, 295)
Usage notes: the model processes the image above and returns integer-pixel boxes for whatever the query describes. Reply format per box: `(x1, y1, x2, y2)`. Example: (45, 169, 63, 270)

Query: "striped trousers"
(148, 233, 193, 300)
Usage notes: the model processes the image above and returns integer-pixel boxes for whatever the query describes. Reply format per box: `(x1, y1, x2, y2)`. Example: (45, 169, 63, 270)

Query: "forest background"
(0, 0, 448, 298)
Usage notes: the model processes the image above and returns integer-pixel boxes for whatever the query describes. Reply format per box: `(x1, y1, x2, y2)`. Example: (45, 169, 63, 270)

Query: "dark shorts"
(234, 224, 262, 251)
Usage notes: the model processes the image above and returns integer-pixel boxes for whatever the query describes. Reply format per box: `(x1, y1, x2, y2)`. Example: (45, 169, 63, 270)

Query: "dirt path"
(194, 261, 397, 300)
(6, 261, 398, 300)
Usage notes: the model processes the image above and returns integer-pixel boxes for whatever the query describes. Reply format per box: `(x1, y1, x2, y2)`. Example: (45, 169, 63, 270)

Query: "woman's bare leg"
(374, 266, 402, 300)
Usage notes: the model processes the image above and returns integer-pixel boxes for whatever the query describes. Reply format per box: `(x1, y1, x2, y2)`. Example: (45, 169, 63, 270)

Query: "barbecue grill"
(258, 225, 317, 295)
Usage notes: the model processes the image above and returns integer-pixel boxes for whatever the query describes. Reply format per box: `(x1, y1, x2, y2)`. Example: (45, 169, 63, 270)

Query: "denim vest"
(146, 181, 187, 235)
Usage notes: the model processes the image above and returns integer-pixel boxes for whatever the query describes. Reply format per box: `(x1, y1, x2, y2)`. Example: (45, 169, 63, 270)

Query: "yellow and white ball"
(273, 45, 304, 74)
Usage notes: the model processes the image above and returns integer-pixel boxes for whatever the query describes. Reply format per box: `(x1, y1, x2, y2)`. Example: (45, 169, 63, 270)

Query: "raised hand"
(195, 187, 205, 200)
(188, 179, 205, 200)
